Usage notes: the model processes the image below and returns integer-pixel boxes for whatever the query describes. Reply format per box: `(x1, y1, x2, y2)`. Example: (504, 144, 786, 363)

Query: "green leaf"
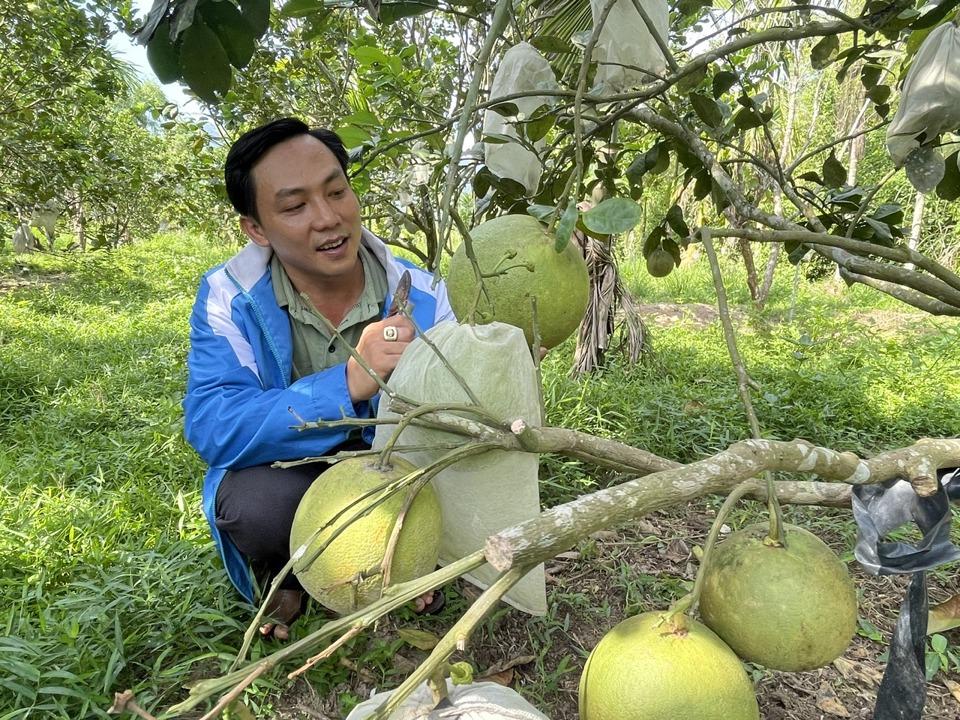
(524, 112, 555, 143)
(732, 108, 763, 130)
(821, 151, 847, 188)
(397, 628, 440, 650)
(931, 633, 949, 654)
(178, 21, 232, 103)
(676, 64, 707, 93)
(665, 204, 690, 240)
(488, 101, 520, 118)
(280, 0, 323, 19)
(866, 84, 891, 105)
(239, 0, 271, 35)
(146, 21, 180, 83)
(555, 200, 579, 252)
(379, 1, 440, 24)
(582, 198, 642, 235)
(936, 151, 960, 201)
(860, 63, 882, 90)
(642, 224, 664, 257)
(197, 0, 257, 69)
(526, 204, 554, 223)
(529, 35, 573, 54)
(810, 35, 840, 70)
(690, 93, 724, 128)
(134, 0, 172, 43)
(712, 70, 738, 99)
(337, 125, 372, 149)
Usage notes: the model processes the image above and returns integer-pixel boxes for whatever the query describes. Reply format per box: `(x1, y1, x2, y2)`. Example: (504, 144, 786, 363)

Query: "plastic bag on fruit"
(345, 679, 550, 720)
(373, 321, 547, 616)
(482, 42, 560, 196)
(590, 0, 669, 93)
(886, 19, 960, 167)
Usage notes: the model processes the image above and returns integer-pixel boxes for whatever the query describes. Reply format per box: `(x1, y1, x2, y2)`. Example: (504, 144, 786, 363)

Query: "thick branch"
(484, 438, 960, 572)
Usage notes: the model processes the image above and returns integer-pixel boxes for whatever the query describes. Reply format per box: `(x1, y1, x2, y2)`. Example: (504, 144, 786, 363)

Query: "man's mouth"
(317, 237, 346, 252)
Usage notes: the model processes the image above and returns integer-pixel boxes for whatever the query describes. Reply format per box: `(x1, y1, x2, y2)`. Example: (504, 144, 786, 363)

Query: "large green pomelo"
(579, 612, 760, 720)
(698, 522, 858, 672)
(290, 457, 441, 615)
(446, 214, 590, 349)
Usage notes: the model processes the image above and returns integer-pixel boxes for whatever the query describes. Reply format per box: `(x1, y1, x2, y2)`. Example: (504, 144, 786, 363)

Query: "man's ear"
(240, 216, 270, 247)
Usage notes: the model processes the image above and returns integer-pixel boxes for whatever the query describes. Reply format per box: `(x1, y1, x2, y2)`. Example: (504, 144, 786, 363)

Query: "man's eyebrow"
(273, 168, 346, 200)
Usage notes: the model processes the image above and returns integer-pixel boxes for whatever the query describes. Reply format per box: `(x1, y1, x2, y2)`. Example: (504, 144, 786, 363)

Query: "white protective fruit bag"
(886, 20, 960, 167)
(483, 42, 560, 196)
(590, 0, 669, 92)
(373, 321, 547, 616)
(346, 679, 550, 720)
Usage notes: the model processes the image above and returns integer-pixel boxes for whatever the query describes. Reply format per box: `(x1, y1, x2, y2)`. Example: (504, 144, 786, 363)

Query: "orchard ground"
(1, 235, 958, 719)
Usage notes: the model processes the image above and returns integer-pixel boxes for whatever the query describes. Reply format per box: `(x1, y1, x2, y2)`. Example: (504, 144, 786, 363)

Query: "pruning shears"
(388, 269, 412, 316)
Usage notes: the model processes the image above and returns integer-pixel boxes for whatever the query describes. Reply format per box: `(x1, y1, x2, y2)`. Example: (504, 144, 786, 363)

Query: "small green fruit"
(646, 247, 676, 277)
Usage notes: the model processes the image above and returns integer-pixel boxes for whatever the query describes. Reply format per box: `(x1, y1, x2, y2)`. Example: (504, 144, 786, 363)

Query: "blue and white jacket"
(182, 229, 455, 604)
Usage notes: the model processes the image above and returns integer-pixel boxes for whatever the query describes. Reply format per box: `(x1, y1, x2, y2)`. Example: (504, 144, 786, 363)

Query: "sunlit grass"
(1, 233, 959, 717)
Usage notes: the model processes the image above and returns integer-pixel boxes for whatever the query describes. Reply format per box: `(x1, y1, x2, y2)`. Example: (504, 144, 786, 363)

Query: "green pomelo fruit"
(646, 247, 675, 277)
(579, 612, 760, 720)
(699, 522, 858, 672)
(446, 214, 590, 349)
(290, 457, 441, 615)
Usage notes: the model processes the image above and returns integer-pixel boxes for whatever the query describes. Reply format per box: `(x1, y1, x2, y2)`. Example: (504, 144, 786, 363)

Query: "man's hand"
(346, 316, 416, 402)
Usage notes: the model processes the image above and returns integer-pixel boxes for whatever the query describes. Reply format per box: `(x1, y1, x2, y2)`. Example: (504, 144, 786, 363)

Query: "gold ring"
(383, 326, 399, 342)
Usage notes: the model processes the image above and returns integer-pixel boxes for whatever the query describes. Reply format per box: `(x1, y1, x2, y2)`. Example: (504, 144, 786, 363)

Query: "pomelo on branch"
(446, 214, 590, 349)
(698, 522, 858, 672)
(289, 456, 441, 615)
(579, 611, 760, 720)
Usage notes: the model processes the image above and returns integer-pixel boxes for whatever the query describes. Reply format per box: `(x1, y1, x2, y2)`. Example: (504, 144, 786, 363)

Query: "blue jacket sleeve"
(182, 280, 364, 471)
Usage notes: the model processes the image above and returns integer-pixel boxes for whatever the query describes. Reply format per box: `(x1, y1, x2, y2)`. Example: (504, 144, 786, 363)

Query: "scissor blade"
(388, 269, 412, 316)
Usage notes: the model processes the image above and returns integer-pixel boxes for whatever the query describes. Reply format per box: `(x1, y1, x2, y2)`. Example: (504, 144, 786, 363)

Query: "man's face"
(240, 134, 362, 290)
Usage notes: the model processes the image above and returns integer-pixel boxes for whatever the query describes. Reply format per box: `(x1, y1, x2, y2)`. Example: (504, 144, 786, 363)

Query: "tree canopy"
(129, 0, 960, 317)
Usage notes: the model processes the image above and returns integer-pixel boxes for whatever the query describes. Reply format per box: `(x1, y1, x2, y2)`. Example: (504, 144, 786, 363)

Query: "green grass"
(1, 235, 959, 717)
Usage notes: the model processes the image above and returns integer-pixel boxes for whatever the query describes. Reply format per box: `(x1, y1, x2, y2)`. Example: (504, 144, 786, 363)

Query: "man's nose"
(309, 198, 337, 228)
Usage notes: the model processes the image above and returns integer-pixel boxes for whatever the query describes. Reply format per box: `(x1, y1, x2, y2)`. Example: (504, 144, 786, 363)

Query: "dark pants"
(214, 440, 369, 591)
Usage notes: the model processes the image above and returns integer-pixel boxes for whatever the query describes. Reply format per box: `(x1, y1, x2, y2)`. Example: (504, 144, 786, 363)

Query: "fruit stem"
(684, 480, 757, 615)
(699, 229, 787, 547)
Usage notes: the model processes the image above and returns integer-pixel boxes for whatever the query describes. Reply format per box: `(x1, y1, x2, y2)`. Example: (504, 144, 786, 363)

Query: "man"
(183, 118, 454, 640)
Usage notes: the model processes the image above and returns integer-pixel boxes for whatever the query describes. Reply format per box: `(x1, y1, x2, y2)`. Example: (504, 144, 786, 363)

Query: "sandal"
(260, 588, 304, 640)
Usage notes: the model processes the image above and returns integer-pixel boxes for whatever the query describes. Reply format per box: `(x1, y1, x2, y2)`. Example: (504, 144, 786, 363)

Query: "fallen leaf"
(637, 520, 660, 537)
(816, 694, 850, 717)
(478, 654, 536, 678)
(589, 530, 618, 541)
(942, 677, 960, 703)
(392, 653, 417, 673)
(482, 668, 514, 686)
(832, 657, 883, 686)
(662, 538, 689, 562)
(928, 593, 960, 635)
(397, 628, 440, 650)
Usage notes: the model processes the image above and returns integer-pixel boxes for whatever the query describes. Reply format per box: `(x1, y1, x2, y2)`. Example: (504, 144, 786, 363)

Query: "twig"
(108, 690, 158, 720)
(288, 626, 363, 680)
(700, 227, 785, 544)
(364, 565, 530, 720)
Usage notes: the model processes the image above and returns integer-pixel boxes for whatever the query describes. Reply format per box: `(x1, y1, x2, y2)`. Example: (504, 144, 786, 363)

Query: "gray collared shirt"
(270, 244, 388, 381)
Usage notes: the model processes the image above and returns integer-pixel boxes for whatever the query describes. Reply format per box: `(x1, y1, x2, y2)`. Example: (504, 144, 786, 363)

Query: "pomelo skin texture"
(579, 612, 760, 720)
(289, 456, 441, 615)
(698, 522, 858, 672)
(446, 214, 590, 349)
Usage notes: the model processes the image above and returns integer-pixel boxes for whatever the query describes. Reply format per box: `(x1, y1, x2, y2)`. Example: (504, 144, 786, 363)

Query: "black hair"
(224, 117, 350, 221)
